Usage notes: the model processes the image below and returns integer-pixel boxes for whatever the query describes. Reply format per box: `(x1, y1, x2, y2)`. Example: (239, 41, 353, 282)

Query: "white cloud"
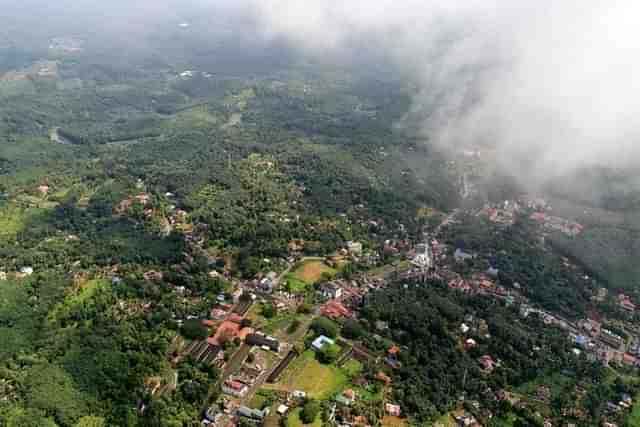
(244, 0, 640, 185)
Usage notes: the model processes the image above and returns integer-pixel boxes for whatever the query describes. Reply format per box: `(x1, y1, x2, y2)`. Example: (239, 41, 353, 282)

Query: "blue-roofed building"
(312, 335, 335, 352)
(575, 335, 587, 347)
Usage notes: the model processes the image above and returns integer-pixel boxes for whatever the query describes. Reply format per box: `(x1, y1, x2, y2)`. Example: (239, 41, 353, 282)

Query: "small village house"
(384, 403, 401, 417)
(479, 355, 496, 373)
(464, 338, 478, 350)
(245, 333, 280, 352)
(312, 335, 335, 352)
(222, 380, 248, 397)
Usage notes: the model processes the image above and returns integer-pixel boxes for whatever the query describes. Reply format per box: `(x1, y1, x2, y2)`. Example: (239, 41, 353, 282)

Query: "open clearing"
(291, 260, 336, 284)
(276, 350, 347, 399)
(0, 206, 39, 238)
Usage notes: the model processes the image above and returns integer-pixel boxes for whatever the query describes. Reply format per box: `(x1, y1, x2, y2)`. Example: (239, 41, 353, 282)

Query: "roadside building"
(222, 380, 248, 397)
(245, 333, 280, 352)
(321, 300, 353, 320)
(237, 406, 269, 420)
(320, 282, 343, 299)
(600, 330, 624, 349)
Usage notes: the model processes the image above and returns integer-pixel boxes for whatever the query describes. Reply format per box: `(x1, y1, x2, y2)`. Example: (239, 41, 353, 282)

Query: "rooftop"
(312, 335, 335, 351)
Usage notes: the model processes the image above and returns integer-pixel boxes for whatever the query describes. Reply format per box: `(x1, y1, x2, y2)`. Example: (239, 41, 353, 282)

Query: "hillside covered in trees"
(1, 9, 640, 427)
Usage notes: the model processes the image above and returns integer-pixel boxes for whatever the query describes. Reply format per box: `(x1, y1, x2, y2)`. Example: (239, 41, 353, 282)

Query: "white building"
(320, 282, 343, 299)
(346, 241, 363, 257)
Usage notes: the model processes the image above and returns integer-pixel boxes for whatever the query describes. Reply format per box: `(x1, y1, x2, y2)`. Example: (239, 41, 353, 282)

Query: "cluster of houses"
(444, 269, 515, 305)
(220, 343, 274, 399)
(409, 242, 432, 269)
(318, 278, 375, 316)
(243, 271, 279, 294)
(113, 183, 634, 427)
(479, 200, 518, 227)
(477, 196, 584, 237)
(457, 314, 498, 375)
(204, 400, 270, 427)
(183, 289, 283, 368)
(205, 387, 308, 426)
(617, 294, 636, 312)
(432, 205, 640, 375)
(327, 363, 402, 427)
(115, 192, 155, 218)
(529, 212, 584, 236)
(569, 317, 640, 369)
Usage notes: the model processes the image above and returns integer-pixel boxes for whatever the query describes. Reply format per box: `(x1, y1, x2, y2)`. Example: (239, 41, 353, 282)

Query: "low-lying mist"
(3, 0, 640, 192)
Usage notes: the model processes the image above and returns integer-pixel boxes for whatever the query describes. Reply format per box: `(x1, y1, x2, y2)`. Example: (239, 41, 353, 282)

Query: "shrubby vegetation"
(300, 400, 321, 424)
(310, 317, 339, 339)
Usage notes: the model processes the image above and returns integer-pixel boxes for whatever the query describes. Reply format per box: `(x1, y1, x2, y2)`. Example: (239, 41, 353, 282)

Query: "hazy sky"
(3, 0, 639, 186)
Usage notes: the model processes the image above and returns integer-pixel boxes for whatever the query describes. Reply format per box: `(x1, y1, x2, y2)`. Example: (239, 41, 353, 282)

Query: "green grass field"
(261, 313, 298, 335)
(342, 359, 363, 377)
(283, 273, 309, 293)
(277, 350, 347, 399)
(626, 393, 640, 426)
